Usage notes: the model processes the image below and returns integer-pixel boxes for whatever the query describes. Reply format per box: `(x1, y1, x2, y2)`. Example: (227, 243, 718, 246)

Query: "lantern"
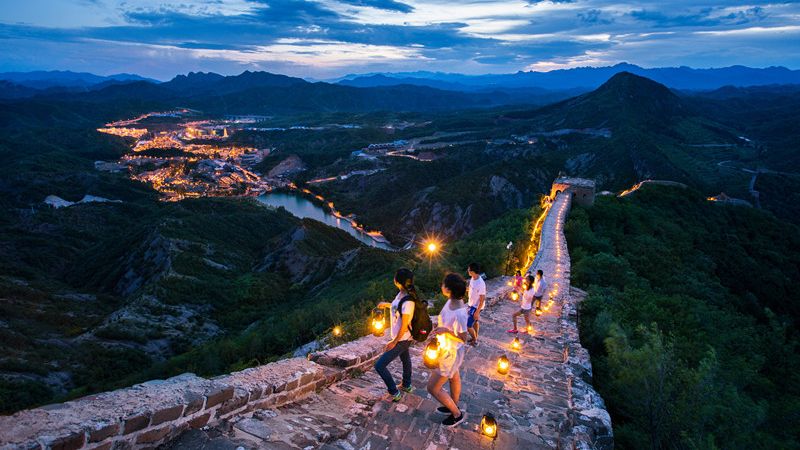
(527, 324, 533, 334)
(510, 291, 519, 301)
(423, 340, 439, 369)
(371, 308, 386, 337)
(511, 337, 521, 350)
(497, 354, 510, 375)
(481, 414, 498, 439)
(332, 326, 342, 337)
(535, 308, 542, 316)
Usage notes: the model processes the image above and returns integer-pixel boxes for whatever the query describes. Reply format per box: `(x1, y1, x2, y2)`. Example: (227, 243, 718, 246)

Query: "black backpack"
(398, 295, 433, 342)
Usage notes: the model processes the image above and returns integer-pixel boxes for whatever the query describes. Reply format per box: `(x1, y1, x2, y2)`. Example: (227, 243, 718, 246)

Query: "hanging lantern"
(480, 414, 498, 439)
(423, 340, 439, 369)
(511, 337, 521, 350)
(371, 308, 386, 337)
(510, 291, 519, 301)
(497, 354, 510, 375)
(332, 326, 342, 337)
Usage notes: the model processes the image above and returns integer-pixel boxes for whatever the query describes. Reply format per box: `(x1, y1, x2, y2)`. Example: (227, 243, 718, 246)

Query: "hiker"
(508, 274, 535, 333)
(513, 270, 523, 294)
(466, 262, 486, 346)
(533, 269, 547, 313)
(374, 268, 417, 402)
(427, 273, 469, 427)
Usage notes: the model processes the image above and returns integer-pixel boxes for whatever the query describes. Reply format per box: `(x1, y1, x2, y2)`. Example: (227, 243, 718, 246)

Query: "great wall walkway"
(0, 192, 611, 450)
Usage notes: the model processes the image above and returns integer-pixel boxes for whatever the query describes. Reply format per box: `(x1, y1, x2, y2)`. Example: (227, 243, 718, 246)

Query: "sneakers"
(436, 406, 451, 414)
(442, 412, 465, 427)
(391, 391, 403, 402)
(399, 385, 414, 394)
(506, 329, 518, 333)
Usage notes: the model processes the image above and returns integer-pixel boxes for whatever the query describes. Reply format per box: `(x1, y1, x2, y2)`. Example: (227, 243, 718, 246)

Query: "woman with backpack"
(374, 268, 418, 402)
(427, 273, 469, 427)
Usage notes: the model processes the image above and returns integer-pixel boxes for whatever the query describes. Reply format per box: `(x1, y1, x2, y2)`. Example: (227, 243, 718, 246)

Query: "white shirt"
(533, 277, 547, 297)
(390, 291, 414, 341)
(467, 276, 486, 308)
(437, 299, 469, 350)
(521, 288, 534, 310)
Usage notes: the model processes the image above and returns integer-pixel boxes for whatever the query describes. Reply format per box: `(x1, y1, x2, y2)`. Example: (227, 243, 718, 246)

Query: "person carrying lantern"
(374, 268, 417, 402)
(427, 273, 470, 427)
(508, 274, 535, 333)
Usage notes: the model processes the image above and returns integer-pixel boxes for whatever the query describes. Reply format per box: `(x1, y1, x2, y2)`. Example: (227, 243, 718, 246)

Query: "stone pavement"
(165, 192, 612, 450)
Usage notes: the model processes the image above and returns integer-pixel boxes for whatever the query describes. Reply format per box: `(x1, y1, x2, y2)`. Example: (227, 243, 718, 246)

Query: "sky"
(0, 0, 799, 80)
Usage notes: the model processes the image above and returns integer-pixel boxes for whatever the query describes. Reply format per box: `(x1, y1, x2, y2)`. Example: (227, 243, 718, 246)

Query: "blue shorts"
(467, 306, 478, 328)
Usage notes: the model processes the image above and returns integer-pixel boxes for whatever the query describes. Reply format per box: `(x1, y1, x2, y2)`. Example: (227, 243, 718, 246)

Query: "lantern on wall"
(497, 354, 510, 375)
(371, 308, 386, 337)
(535, 308, 542, 317)
(481, 414, 498, 439)
(527, 324, 533, 334)
(423, 340, 440, 369)
(511, 337, 521, 350)
(332, 326, 343, 337)
(510, 291, 519, 301)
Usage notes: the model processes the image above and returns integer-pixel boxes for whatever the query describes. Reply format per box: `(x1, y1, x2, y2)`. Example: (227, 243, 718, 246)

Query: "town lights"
(371, 308, 386, 337)
(332, 326, 343, 337)
(423, 340, 440, 369)
(480, 414, 498, 439)
(511, 337, 521, 350)
(497, 355, 510, 375)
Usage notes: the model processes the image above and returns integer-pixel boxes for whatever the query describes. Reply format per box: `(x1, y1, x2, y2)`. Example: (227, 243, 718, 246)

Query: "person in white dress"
(509, 274, 535, 333)
(427, 273, 469, 427)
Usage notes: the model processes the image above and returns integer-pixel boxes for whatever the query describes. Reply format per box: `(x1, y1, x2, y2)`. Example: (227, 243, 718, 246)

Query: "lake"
(257, 192, 394, 251)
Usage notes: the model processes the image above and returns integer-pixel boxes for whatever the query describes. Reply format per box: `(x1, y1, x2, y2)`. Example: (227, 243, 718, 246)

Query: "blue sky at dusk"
(1, 0, 798, 80)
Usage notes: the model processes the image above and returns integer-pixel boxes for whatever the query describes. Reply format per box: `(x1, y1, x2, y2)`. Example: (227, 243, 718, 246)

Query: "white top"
(533, 277, 547, 297)
(521, 288, 534, 310)
(390, 291, 415, 341)
(467, 276, 486, 308)
(437, 299, 469, 350)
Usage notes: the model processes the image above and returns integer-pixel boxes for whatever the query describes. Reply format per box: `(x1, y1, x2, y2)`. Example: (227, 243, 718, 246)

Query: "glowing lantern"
(371, 308, 386, 337)
(481, 414, 498, 439)
(511, 337, 521, 350)
(527, 324, 533, 334)
(535, 308, 542, 317)
(423, 340, 440, 369)
(332, 326, 342, 337)
(510, 291, 519, 301)
(497, 355, 510, 375)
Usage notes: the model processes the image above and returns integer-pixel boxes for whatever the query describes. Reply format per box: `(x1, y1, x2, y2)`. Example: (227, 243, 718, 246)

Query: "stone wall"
(0, 336, 387, 450)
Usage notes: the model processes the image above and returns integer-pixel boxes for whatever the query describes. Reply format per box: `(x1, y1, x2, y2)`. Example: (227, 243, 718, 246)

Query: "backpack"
(397, 295, 433, 342)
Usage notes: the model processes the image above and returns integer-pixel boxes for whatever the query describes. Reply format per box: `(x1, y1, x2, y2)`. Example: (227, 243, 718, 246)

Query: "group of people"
(372, 264, 547, 428)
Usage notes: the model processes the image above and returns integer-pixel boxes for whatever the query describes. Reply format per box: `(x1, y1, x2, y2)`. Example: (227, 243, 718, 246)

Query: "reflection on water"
(257, 192, 394, 251)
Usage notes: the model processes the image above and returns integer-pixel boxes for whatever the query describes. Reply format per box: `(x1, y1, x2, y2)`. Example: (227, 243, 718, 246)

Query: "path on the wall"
(168, 192, 612, 450)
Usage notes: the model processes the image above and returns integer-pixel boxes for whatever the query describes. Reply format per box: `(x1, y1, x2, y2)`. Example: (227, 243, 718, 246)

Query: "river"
(256, 192, 394, 251)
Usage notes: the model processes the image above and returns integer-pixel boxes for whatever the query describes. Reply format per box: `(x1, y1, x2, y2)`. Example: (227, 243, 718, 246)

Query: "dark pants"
(374, 340, 413, 395)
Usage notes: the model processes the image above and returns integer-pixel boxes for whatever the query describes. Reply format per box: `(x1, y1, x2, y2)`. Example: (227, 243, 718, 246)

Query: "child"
(466, 263, 486, 346)
(374, 268, 417, 402)
(533, 269, 547, 313)
(508, 274, 535, 333)
(513, 270, 523, 296)
(427, 273, 469, 427)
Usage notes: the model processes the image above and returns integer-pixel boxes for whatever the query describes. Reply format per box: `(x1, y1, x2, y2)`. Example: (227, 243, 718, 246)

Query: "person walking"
(466, 263, 486, 346)
(533, 269, 547, 314)
(427, 273, 469, 427)
(508, 274, 535, 333)
(374, 268, 417, 402)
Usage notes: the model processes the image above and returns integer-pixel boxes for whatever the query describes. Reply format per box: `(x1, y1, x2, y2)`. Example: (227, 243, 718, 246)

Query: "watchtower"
(550, 177, 595, 206)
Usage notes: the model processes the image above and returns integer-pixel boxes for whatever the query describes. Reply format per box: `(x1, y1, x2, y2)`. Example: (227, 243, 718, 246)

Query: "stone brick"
(2, 441, 43, 450)
(182, 393, 205, 416)
(87, 421, 120, 443)
(121, 412, 151, 435)
(186, 412, 211, 429)
(204, 386, 234, 409)
(216, 389, 250, 417)
(150, 404, 185, 426)
(38, 431, 85, 450)
(90, 442, 113, 450)
(135, 426, 171, 444)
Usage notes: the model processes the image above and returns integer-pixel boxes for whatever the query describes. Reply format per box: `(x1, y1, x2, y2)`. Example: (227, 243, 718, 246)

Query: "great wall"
(0, 179, 612, 450)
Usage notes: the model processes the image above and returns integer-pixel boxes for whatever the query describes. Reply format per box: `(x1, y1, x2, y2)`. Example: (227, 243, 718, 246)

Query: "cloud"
(0, 0, 799, 78)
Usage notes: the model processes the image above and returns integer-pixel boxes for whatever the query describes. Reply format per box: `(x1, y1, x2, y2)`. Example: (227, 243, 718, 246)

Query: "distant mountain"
(0, 70, 158, 91)
(0, 80, 39, 99)
(336, 63, 800, 91)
